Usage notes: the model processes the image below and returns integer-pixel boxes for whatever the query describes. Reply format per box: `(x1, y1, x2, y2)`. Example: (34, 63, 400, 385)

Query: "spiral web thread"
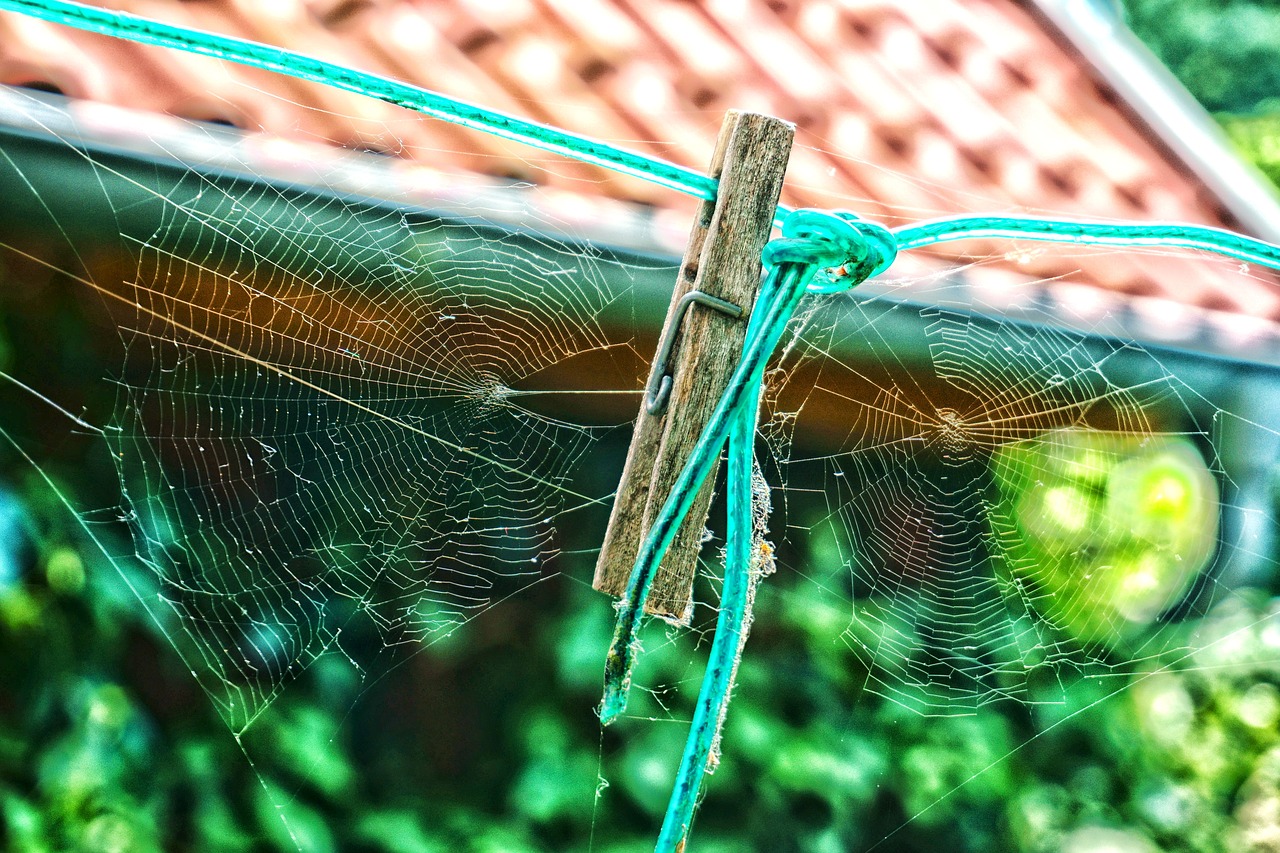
(773, 293, 1235, 713)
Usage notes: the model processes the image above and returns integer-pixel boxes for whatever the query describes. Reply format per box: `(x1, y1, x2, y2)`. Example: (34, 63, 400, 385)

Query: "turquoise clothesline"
(5, 1, 1278, 275)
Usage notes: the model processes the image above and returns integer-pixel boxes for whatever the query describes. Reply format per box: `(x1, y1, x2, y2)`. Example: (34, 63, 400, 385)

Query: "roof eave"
(1030, 0, 1280, 244)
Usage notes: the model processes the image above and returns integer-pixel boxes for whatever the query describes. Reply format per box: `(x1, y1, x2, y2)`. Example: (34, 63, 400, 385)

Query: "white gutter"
(1031, 0, 1280, 244)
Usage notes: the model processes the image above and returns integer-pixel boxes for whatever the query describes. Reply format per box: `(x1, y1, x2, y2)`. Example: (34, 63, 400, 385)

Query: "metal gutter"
(1030, 0, 1280, 244)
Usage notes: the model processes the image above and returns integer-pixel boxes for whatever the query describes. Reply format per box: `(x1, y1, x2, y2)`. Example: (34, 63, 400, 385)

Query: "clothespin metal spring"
(644, 291, 745, 416)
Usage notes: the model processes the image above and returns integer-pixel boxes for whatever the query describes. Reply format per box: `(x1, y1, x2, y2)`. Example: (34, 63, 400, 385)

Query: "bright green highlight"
(992, 429, 1219, 647)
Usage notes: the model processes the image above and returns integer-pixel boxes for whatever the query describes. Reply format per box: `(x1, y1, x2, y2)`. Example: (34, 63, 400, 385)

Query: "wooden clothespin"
(593, 110, 794, 622)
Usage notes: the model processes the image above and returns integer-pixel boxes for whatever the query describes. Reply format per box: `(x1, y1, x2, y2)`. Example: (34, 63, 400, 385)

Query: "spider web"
(0, 85, 679, 731)
(743, 138, 1280, 724)
(2, 77, 1280, 847)
(111, 169, 646, 731)
(773, 292, 1232, 713)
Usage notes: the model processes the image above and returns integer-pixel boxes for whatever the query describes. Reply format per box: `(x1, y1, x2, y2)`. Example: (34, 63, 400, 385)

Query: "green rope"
(0, 0, 716, 200)
(893, 214, 1280, 267)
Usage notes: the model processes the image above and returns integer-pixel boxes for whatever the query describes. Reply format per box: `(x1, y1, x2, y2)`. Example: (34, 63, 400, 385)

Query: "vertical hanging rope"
(599, 211, 898, 852)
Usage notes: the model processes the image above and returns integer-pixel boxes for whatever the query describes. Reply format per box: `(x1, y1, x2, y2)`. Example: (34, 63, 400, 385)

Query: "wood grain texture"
(592, 110, 794, 622)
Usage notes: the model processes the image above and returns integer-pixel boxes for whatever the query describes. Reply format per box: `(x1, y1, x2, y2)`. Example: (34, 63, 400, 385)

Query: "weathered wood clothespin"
(593, 110, 794, 622)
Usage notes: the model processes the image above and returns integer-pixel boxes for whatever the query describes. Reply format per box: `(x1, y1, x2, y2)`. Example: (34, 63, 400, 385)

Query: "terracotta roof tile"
(633, 2, 738, 80)
(0, 13, 110, 100)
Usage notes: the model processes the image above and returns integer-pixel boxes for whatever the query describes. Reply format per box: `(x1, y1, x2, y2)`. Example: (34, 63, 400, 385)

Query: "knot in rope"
(761, 209, 898, 293)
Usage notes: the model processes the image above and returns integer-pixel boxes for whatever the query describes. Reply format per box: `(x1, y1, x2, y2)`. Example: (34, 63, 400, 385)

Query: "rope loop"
(761, 209, 898, 294)
(807, 211, 898, 293)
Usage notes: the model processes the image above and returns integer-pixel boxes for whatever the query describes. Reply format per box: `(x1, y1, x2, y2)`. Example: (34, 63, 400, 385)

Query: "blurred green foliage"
(992, 430, 1217, 649)
(1121, 0, 1280, 191)
(3, 453, 1280, 851)
(0, 275, 1276, 849)
(1121, 0, 1280, 116)
(1221, 115, 1280, 192)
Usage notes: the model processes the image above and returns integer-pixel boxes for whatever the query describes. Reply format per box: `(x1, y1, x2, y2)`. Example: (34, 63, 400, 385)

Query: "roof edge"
(1028, 0, 1280, 244)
